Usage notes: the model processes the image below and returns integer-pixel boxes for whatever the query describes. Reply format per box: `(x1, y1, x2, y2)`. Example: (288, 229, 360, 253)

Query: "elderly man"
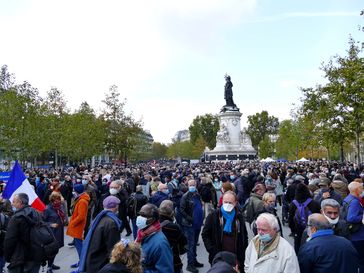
(301, 198, 349, 244)
(149, 182, 169, 208)
(343, 181, 364, 272)
(244, 183, 266, 225)
(244, 213, 299, 273)
(136, 203, 173, 273)
(298, 213, 359, 273)
(180, 179, 204, 273)
(96, 180, 132, 236)
(202, 191, 248, 271)
(159, 200, 187, 273)
(78, 196, 122, 273)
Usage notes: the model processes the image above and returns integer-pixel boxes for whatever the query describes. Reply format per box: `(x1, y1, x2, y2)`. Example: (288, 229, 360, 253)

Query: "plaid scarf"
(135, 221, 161, 243)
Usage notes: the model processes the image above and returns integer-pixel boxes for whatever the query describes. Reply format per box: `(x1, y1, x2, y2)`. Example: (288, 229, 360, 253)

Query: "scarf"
(78, 210, 122, 272)
(221, 207, 236, 233)
(135, 221, 161, 244)
(52, 202, 65, 225)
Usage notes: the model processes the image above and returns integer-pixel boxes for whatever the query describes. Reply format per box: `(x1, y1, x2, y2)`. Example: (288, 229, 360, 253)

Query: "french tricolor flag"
(2, 161, 45, 212)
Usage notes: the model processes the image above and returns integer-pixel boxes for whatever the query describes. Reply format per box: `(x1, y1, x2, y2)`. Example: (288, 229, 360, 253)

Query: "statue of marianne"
(224, 74, 236, 108)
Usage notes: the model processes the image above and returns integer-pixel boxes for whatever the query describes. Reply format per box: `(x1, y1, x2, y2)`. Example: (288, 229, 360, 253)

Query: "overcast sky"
(0, 0, 362, 144)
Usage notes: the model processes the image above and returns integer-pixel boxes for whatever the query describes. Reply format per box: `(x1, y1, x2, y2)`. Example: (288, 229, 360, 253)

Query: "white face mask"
(109, 188, 119, 195)
(136, 216, 148, 230)
(323, 213, 339, 225)
(222, 203, 234, 213)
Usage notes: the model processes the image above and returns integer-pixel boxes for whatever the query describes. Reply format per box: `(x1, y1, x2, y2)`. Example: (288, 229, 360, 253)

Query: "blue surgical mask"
(230, 175, 235, 180)
(162, 189, 169, 195)
(189, 186, 196, 193)
(82, 179, 88, 186)
(136, 216, 148, 230)
(12, 206, 17, 212)
(259, 233, 272, 242)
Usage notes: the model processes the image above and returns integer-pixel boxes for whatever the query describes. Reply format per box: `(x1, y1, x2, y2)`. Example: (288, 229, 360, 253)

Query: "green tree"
(166, 141, 194, 159)
(151, 142, 168, 159)
(189, 114, 219, 149)
(299, 37, 364, 163)
(258, 136, 274, 159)
(102, 85, 142, 162)
(275, 119, 300, 160)
(60, 102, 106, 162)
(42, 87, 68, 167)
(246, 111, 279, 151)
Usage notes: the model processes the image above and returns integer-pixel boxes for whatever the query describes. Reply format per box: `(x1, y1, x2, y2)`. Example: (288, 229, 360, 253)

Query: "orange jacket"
(66, 192, 90, 239)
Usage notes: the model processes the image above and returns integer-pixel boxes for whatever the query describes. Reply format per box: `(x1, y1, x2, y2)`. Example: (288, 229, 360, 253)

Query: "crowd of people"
(0, 160, 363, 273)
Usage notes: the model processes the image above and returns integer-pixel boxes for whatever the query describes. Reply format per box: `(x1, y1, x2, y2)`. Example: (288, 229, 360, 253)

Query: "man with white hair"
(343, 181, 364, 272)
(244, 213, 299, 273)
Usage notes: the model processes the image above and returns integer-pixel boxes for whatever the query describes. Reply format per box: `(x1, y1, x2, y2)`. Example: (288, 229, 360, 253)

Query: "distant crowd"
(0, 160, 364, 273)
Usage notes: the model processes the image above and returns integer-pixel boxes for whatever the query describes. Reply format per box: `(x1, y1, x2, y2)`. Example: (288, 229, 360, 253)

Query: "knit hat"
(74, 184, 84, 194)
(103, 196, 120, 209)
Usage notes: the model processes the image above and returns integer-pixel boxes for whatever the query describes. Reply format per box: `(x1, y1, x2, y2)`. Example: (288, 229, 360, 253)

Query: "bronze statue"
(221, 74, 238, 112)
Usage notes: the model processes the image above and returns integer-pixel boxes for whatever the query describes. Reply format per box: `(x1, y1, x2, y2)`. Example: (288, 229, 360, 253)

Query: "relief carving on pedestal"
(216, 124, 230, 144)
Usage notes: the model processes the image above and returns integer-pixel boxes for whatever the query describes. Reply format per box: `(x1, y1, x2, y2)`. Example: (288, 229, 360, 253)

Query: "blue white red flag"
(2, 161, 45, 211)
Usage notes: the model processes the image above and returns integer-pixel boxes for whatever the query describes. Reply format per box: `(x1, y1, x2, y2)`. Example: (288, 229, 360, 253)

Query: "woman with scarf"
(42, 192, 67, 273)
(202, 190, 248, 272)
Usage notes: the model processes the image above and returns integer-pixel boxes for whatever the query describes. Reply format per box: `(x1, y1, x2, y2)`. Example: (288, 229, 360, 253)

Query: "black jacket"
(135, 191, 148, 215)
(85, 215, 121, 273)
(4, 206, 40, 268)
(201, 208, 248, 270)
(180, 191, 201, 227)
(160, 215, 187, 273)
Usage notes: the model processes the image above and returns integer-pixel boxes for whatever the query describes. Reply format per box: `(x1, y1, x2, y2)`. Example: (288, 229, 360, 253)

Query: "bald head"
(308, 213, 331, 232)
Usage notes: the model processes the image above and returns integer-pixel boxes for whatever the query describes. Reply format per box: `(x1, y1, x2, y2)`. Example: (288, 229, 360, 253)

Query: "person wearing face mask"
(77, 196, 122, 273)
(244, 213, 299, 273)
(149, 183, 170, 208)
(180, 179, 204, 273)
(300, 198, 350, 245)
(251, 193, 283, 237)
(202, 191, 248, 272)
(343, 181, 364, 272)
(80, 175, 97, 237)
(135, 203, 173, 273)
(95, 180, 132, 237)
(298, 213, 359, 273)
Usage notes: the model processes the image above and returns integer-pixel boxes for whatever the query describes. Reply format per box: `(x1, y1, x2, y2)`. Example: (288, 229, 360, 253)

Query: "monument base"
(205, 109, 256, 162)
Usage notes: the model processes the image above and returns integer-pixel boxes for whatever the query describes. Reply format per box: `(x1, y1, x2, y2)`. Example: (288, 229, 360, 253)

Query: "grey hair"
(308, 214, 331, 230)
(321, 198, 340, 210)
(256, 213, 279, 230)
(15, 193, 29, 206)
(348, 182, 362, 194)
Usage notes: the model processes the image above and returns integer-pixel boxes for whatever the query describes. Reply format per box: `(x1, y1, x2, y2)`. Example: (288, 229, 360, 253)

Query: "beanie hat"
(74, 184, 84, 194)
(103, 196, 120, 209)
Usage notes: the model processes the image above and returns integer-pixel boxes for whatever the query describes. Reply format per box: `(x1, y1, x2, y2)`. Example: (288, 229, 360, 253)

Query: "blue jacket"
(298, 230, 359, 273)
(149, 191, 169, 208)
(141, 231, 174, 273)
(343, 194, 364, 241)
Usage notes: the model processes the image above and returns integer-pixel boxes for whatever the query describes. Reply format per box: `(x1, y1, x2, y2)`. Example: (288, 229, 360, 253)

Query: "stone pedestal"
(205, 110, 256, 161)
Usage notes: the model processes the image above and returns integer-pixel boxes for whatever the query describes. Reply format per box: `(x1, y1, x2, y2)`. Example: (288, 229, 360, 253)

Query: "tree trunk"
(356, 131, 361, 164)
(340, 142, 345, 163)
(55, 149, 58, 168)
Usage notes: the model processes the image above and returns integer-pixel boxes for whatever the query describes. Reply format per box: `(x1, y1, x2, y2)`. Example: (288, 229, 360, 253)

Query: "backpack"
(28, 216, 59, 264)
(126, 193, 137, 218)
(340, 198, 362, 234)
(292, 198, 312, 229)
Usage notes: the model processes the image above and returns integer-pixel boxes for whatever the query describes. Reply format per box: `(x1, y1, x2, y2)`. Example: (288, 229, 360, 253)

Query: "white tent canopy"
(260, 157, 275, 162)
(297, 157, 309, 162)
